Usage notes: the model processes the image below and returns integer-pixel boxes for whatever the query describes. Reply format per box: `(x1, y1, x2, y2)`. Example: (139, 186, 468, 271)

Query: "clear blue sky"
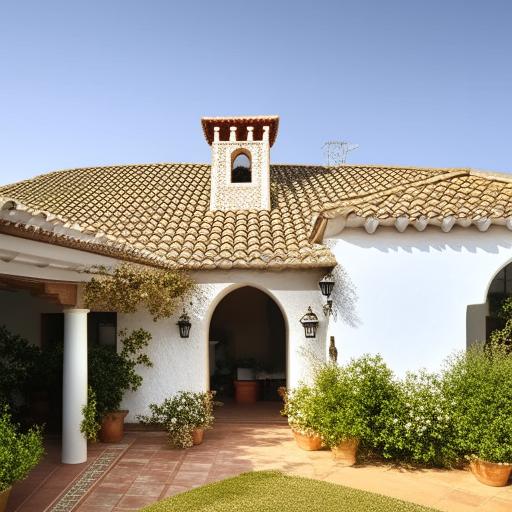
(1, 0, 511, 185)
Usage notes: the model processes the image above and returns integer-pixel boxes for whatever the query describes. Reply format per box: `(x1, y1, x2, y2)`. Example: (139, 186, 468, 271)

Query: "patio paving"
(7, 402, 512, 512)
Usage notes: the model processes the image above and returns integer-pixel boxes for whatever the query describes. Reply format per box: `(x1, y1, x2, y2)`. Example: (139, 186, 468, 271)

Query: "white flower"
(392, 418, 398, 424)
(405, 422, 412, 430)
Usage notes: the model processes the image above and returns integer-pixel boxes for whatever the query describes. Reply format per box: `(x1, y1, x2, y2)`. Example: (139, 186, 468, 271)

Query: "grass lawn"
(140, 471, 438, 512)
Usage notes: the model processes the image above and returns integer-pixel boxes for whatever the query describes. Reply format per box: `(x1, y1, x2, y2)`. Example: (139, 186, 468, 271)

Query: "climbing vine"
(84, 263, 195, 321)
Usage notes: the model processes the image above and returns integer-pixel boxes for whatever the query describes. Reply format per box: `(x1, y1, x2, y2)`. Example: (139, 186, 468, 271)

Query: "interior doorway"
(209, 286, 286, 403)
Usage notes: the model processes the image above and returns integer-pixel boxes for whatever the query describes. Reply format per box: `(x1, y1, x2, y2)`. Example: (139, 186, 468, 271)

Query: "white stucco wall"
(119, 270, 325, 421)
(2, 229, 512, 422)
(326, 226, 512, 376)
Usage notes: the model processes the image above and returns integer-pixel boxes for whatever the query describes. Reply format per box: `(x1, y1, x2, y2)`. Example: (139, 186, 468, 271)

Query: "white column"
(62, 308, 89, 464)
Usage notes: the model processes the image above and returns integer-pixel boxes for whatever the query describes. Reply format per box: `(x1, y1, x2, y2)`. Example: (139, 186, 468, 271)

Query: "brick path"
(7, 403, 512, 512)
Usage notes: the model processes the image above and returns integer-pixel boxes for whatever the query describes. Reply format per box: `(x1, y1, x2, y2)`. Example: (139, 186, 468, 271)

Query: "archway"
(467, 261, 512, 347)
(208, 286, 286, 403)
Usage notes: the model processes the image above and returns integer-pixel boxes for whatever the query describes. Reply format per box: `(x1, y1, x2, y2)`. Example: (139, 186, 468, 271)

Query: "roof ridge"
(308, 169, 470, 242)
(320, 169, 470, 217)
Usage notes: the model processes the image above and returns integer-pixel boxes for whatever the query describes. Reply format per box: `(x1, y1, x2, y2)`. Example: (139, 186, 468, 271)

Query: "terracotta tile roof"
(310, 168, 512, 240)
(0, 163, 510, 269)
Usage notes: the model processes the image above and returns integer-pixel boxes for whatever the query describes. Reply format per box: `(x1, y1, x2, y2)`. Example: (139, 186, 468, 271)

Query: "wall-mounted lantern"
(300, 306, 319, 338)
(177, 309, 191, 338)
(319, 273, 335, 316)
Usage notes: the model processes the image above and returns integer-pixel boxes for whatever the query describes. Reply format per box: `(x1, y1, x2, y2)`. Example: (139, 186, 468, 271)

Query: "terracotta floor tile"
(82, 491, 123, 507)
(172, 470, 209, 486)
(9, 405, 512, 512)
(160, 484, 191, 498)
(125, 483, 166, 497)
(116, 494, 158, 509)
(481, 497, 512, 512)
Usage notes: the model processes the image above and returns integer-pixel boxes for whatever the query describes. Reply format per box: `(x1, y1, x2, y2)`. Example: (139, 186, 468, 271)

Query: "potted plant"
(138, 391, 215, 448)
(234, 358, 261, 404)
(0, 406, 44, 512)
(314, 355, 395, 466)
(282, 385, 323, 450)
(377, 370, 458, 467)
(444, 338, 512, 486)
(88, 328, 153, 443)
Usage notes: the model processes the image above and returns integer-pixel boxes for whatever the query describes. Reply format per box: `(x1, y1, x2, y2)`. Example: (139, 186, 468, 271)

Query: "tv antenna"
(322, 141, 359, 166)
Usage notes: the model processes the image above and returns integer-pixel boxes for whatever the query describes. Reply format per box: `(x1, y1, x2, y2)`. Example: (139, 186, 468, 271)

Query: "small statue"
(329, 336, 338, 363)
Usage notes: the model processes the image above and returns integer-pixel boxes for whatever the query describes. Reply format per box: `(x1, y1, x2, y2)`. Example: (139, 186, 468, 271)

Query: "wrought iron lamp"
(319, 273, 335, 316)
(177, 309, 191, 338)
(300, 306, 319, 338)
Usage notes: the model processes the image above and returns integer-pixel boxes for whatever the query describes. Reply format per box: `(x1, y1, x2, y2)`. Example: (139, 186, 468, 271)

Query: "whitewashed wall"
(326, 226, 512, 376)
(119, 270, 325, 421)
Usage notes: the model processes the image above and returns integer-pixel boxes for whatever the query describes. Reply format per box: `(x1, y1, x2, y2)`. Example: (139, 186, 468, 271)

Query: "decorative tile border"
(46, 447, 127, 512)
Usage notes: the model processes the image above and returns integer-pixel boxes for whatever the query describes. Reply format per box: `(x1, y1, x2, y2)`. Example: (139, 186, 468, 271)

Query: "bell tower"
(201, 116, 279, 211)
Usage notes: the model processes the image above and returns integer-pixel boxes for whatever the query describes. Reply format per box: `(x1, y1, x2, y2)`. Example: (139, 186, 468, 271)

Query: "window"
(231, 150, 252, 183)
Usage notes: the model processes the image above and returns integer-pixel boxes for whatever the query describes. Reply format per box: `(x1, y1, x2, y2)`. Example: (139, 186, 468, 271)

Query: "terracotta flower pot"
(192, 428, 204, 446)
(470, 458, 512, 487)
(331, 437, 359, 466)
(234, 380, 261, 404)
(99, 410, 128, 443)
(0, 486, 11, 512)
(292, 430, 323, 451)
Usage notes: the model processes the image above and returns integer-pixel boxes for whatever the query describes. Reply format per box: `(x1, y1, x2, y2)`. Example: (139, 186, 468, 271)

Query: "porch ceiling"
(0, 274, 78, 306)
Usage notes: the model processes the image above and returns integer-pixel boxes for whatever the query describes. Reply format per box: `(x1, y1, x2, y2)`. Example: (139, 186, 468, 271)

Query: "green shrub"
(80, 387, 101, 442)
(89, 328, 153, 417)
(313, 355, 395, 448)
(0, 406, 44, 491)
(282, 385, 323, 437)
(0, 326, 39, 409)
(443, 341, 512, 463)
(377, 370, 457, 466)
(138, 391, 215, 448)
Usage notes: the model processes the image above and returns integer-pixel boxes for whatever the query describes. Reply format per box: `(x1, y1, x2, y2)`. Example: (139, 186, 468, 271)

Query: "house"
(1, 115, 511, 465)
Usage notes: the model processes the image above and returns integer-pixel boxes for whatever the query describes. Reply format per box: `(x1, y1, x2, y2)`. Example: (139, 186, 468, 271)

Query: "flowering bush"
(138, 391, 215, 448)
(282, 385, 323, 437)
(377, 370, 457, 466)
(443, 341, 512, 463)
(313, 355, 395, 448)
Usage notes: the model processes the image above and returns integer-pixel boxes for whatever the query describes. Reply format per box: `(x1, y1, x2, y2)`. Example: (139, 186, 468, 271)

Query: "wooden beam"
(0, 275, 78, 307)
(44, 282, 78, 307)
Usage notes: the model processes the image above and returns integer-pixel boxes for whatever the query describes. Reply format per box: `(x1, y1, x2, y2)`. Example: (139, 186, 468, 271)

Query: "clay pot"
(470, 458, 512, 487)
(192, 428, 204, 446)
(234, 380, 261, 404)
(0, 486, 11, 512)
(292, 430, 323, 451)
(99, 410, 128, 443)
(331, 437, 360, 466)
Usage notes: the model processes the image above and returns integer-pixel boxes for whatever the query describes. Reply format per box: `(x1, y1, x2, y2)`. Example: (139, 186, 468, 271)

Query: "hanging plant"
(84, 263, 195, 321)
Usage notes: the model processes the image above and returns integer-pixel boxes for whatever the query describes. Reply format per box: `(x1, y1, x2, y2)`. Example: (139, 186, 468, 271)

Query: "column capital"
(63, 308, 90, 315)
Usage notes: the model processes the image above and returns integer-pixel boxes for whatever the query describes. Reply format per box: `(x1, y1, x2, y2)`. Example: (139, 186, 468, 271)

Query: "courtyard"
(6, 404, 512, 512)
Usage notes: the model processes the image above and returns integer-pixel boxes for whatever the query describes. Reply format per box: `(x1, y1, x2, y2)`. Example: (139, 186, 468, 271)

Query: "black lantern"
(300, 306, 319, 338)
(177, 309, 191, 338)
(319, 273, 335, 316)
(319, 273, 335, 298)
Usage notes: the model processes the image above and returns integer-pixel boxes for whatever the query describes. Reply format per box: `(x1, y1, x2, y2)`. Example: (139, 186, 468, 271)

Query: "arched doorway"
(467, 261, 512, 346)
(209, 286, 286, 403)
